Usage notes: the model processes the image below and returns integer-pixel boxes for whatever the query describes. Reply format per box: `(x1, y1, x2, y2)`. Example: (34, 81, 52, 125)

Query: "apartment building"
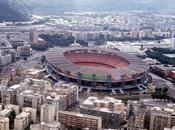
(150, 107, 175, 130)
(40, 104, 55, 122)
(57, 111, 102, 130)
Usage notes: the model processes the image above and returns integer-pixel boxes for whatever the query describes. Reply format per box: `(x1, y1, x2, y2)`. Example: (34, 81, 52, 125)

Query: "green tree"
(167, 96, 171, 102)
(162, 87, 168, 93)
(151, 92, 157, 100)
(152, 87, 170, 101)
(41, 55, 46, 63)
(7, 110, 16, 129)
(155, 88, 159, 92)
(158, 88, 162, 93)
(162, 93, 167, 101)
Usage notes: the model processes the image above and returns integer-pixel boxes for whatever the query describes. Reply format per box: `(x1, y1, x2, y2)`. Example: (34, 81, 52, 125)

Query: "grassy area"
(96, 75, 108, 80)
(81, 74, 108, 80)
(82, 74, 93, 79)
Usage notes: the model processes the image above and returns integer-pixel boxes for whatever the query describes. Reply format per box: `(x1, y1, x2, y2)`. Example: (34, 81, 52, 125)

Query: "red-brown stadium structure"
(45, 48, 149, 92)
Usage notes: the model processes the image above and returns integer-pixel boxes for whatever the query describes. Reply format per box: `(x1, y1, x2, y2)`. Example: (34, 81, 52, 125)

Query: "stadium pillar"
(64, 76, 70, 82)
(91, 81, 96, 88)
(141, 76, 145, 84)
(121, 75, 125, 88)
(77, 79, 82, 86)
(107, 82, 112, 88)
(134, 80, 137, 85)
(91, 74, 96, 88)
(77, 72, 82, 86)
(107, 75, 112, 88)
(122, 81, 125, 88)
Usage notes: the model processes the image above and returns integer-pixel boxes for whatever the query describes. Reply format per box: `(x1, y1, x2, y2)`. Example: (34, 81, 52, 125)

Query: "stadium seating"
(64, 51, 129, 68)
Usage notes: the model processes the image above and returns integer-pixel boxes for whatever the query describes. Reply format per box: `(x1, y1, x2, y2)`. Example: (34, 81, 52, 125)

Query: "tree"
(162, 93, 167, 101)
(167, 96, 171, 102)
(152, 87, 169, 101)
(162, 87, 168, 93)
(159, 94, 164, 100)
(172, 98, 175, 103)
(151, 92, 157, 100)
(155, 88, 159, 92)
(76, 40, 88, 46)
(158, 88, 162, 93)
(140, 44, 144, 50)
(7, 110, 16, 129)
(41, 55, 46, 63)
(0, 65, 3, 72)
(23, 57, 27, 60)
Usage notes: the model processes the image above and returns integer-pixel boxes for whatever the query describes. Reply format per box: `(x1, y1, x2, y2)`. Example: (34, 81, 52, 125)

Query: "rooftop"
(0, 109, 11, 117)
(10, 84, 20, 89)
(0, 117, 9, 122)
(30, 121, 61, 130)
(15, 112, 30, 119)
(81, 96, 124, 113)
(151, 107, 175, 113)
(22, 107, 36, 113)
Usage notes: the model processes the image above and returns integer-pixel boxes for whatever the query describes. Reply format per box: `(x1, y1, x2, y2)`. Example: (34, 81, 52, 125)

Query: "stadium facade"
(45, 48, 149, 92)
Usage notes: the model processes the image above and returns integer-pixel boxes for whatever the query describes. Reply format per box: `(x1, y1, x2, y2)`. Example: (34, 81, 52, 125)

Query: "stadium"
(45, 48, 150, 92)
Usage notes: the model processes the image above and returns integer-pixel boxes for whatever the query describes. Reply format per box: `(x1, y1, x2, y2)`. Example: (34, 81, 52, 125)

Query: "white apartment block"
(0, 54, 12, 66)
(150, 107, 175, 130)
(14, 112, 30, 130)
(18, 90, 44, 109)
(30, 122, 61, 130)
(22, 107, 37, 123)
(40, 104, 55, 122)
(0, 117, 9, 130)
(45, 94, 67, 111)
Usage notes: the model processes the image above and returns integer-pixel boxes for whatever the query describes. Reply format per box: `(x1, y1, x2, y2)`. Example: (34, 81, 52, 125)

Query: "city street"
(151, 73, 175, 98)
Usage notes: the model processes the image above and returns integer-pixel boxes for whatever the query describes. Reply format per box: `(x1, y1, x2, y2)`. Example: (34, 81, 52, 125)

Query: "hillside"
(0, 0, 30, 22)
(18, 0, 175, 15)
(0, 0, 174, 21)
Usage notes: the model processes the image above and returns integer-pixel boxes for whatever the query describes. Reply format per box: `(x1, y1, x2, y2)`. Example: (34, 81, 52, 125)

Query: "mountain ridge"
(0, 0, 30, 22)
(18, 0, 175, 15)
(0, 0, 175, 22)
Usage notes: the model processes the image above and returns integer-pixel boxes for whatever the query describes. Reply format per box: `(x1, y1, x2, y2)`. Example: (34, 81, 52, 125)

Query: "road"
(1, 50, 46, 74)
(150, 73, 175, 98)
